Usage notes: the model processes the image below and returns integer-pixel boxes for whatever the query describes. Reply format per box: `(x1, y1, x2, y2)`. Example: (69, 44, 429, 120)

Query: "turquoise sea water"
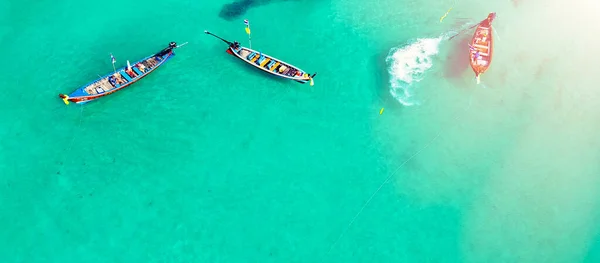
(2, 0, 600, 262)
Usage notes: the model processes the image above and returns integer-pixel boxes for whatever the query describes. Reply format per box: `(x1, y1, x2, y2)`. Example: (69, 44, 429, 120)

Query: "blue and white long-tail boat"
(204, 30, 316, 85)
(58, 41, 186, 105)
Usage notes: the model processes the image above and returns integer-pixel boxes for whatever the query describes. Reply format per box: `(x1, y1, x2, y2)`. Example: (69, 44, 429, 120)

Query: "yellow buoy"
(60, 95, 70, 105)
(440, 8, 452, 22)
(379, 108, 384, 115)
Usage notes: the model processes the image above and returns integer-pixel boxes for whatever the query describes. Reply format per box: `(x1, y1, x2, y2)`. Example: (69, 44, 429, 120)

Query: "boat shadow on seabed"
(444, 36, 471, 80)
(218, 0, 298, 20)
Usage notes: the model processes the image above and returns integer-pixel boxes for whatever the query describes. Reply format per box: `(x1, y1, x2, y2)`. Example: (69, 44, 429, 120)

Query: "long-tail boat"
(468, 12, 496, 84)
(58, 41, 186, 105)
(204, 30, 317, 86)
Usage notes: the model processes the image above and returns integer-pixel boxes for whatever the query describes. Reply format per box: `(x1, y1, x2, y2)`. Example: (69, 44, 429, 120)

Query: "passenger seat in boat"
(258, 57, 270, 66)
(119, 71, 133, 82)
(126, 70, 136, 78)
(239, 50, 250, 58)
(278, 65, 288, 74)
(133, 67, 143, 76)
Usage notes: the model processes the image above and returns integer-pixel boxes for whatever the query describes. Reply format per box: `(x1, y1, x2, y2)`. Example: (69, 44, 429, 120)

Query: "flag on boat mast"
(244, 19, 251, 34)
(244, 19, 252, 48)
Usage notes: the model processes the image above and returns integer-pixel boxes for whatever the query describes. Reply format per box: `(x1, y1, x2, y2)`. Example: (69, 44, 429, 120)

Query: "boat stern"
(156, 42, 178, 57)
(295, 72, 317, 85)
(58, 94, 72, 105)
(308, 72, 317, 86)
(58, 93, 94, 105)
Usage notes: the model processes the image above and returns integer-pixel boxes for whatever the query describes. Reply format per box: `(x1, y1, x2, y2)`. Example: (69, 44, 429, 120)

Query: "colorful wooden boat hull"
(204, 30, 316, 85)
(469, 12, 496, 84)
(58, 42, 179, 105)
(225, 44, 316, 84)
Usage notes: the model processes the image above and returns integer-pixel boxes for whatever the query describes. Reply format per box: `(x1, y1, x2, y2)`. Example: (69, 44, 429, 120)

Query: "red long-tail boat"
(469, 12, 496, 84)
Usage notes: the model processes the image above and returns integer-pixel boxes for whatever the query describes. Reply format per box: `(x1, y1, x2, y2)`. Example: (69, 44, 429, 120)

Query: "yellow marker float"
(440, 7, 452, 22)
(379, 108, 384, 115)
(59, 94, 70, 105)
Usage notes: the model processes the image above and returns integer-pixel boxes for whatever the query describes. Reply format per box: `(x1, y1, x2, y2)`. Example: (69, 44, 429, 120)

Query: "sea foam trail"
(386, 24, 474, 106)
(386, 37, 443, 106)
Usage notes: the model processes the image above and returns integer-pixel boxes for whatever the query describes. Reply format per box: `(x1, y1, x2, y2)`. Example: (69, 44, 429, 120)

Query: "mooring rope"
(324, 92, 474, 257)
(58, 106, 85, 171)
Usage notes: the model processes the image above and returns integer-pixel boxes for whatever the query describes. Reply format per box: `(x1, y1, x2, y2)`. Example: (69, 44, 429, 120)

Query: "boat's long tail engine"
(157, 42, 178, 56)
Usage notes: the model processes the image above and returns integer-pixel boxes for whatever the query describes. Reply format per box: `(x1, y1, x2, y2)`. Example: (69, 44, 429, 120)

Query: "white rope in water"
(324, 93, 474, 257)
(493, 25, 501, 41)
